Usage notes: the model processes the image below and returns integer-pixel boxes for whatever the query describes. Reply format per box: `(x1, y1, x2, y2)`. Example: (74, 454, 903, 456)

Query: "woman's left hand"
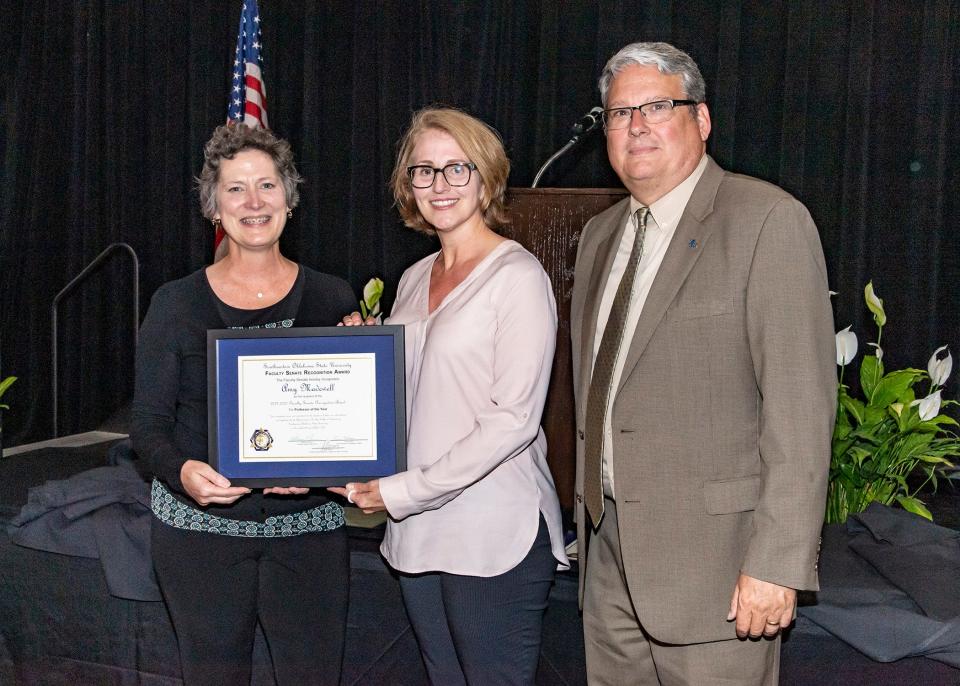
(263, 486, 310, 496)
(328, 480, 385, 514)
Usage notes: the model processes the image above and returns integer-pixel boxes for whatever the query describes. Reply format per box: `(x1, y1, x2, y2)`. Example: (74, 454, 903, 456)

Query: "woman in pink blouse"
(332, 107, 568, 684)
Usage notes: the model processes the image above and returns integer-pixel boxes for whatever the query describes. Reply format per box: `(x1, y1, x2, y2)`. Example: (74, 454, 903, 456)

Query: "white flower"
(835, 326, 858, 366)
(868, 343, 884, 361)
(864, 281, 886, 327)
(927, 346, 952, 387)
(911, 390, 942, 421)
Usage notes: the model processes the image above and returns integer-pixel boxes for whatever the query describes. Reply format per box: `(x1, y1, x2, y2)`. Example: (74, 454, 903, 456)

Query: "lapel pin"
(689, 239, 698, 248)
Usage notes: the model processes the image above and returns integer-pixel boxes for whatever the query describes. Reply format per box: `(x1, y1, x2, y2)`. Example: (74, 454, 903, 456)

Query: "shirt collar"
(629, 154, 708, 229)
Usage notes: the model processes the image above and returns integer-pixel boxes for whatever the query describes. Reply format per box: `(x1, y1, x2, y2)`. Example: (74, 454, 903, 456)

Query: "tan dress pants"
(582, 498, 779, 685)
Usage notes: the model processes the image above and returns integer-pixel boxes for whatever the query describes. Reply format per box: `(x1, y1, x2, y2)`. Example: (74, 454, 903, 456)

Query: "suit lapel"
(616, 158, 725, 394)
(579, 201, 632, 405)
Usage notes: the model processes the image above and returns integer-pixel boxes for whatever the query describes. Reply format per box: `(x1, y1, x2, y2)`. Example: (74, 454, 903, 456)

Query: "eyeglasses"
(407, 162, 478, 188)
(601, 99, 699, 129)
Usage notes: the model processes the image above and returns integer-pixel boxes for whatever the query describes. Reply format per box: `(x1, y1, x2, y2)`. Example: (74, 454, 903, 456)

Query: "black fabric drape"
(2, 0, 958, 444)
(799, 504, 960, 666)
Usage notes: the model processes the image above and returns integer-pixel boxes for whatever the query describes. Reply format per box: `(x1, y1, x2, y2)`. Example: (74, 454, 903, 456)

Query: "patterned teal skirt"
(151, 479, 344, 537)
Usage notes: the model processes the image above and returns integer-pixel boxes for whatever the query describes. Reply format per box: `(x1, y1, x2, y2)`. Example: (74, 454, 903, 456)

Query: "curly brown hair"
(197, 124, 303, 220)
(389, 107, 510, 235)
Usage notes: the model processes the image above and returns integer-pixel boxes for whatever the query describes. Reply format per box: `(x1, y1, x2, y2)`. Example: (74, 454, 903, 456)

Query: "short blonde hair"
(390, 107, 510, 235)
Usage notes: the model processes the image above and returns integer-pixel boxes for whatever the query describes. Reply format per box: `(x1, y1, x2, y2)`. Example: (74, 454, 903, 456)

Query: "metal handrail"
(51, 242, 140, 437)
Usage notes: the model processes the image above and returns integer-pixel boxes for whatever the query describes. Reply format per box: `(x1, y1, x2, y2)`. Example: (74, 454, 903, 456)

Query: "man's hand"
(727, 573, 796, 638)
(180, 459, 251, 506)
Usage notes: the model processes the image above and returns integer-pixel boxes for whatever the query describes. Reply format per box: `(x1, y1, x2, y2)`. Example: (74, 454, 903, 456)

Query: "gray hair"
(197, 124, 302, 220)
(598, 42, 706, 107)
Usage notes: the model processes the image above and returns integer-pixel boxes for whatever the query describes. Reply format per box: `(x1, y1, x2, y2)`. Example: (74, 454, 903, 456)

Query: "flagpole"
(216, 0, 271, 261)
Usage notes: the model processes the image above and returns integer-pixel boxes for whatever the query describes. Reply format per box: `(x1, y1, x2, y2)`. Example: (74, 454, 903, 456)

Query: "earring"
(287, 210, 293, 219)
(212, 217, 222, 230)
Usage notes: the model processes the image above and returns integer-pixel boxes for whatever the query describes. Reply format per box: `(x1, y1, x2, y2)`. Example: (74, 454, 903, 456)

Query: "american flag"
(217, 0, 269, 256)
(227, 0, 268, 128)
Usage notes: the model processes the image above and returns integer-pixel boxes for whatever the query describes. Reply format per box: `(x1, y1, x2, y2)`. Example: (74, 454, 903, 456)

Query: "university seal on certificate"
(250, 427, 274, 451)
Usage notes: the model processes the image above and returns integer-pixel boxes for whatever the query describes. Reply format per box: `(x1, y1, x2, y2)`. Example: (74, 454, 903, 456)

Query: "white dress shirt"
(592, 154, 708, 497)
(378, 240, 569, 576)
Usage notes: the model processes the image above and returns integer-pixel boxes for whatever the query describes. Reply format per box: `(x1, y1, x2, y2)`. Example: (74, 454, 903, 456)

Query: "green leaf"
(913, 420, 944, 433)
(925, 415, 958, 427)
(0, 376, 16, 398)
(839, 463, 865, 487)
(924, 443, 960, 460)
(834, 415, 852, 437)
(833, 421, 853, 443)
(860, 355, 884, 399)
(895, 495, 932, 520)
(912, 454, 953, 466)
(862, 406, 890, 428)
(0, 376, 15, 412)
(847, 427, 885, 445)
(897, 406, 923, 432)
(899, 386, 916, 402)
(831, 436, 856, 461)
(887, 404, 910, 431)
(897, 432, 934, 458)
(869, 369, 924, 408)
(839, 393, 865, 425)
(847, 446, 873, 466)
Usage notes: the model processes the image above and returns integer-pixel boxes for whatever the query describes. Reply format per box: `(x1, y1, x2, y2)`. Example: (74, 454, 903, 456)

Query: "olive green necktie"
(583, 206, 649, 525)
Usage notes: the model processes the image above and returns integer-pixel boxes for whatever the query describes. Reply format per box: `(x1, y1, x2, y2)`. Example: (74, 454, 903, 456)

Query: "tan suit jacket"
(571, 156, 836, 645)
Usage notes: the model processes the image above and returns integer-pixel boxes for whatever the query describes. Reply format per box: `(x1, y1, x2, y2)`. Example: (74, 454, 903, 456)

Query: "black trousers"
(151, 519, 349, 686)
(398, 514, 556, 686)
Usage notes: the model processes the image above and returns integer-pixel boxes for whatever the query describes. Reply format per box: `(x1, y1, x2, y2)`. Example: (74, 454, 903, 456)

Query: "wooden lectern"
(505, 188, 627, 511)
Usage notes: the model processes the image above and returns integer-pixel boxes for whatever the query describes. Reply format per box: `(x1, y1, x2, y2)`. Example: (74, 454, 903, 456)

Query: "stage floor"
(1, 438, 958, 685)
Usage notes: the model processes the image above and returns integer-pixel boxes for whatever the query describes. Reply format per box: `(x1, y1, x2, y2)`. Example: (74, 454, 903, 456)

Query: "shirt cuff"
(378, 469, 417, 521)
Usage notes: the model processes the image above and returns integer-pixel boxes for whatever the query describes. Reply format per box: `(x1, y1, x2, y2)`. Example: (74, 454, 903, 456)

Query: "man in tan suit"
(571, 42, 836, 684)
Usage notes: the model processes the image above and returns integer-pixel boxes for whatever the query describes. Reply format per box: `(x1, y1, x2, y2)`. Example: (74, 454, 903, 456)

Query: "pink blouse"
(378, 240, 569, 576)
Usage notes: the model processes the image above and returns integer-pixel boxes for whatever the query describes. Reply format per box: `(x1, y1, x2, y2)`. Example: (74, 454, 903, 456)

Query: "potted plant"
(827, 283, 959, 524)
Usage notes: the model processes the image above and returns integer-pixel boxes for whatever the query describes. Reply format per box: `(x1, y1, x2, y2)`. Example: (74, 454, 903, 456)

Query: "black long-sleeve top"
(131, 265, 356, 522)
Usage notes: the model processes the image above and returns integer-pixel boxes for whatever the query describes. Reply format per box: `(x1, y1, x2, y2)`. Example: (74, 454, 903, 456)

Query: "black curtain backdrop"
(2, 0, 958, 444)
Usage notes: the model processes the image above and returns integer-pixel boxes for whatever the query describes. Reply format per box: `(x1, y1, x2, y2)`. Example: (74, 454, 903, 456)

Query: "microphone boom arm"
(531, 106, 603, 188)
(531, 139, 579, 189)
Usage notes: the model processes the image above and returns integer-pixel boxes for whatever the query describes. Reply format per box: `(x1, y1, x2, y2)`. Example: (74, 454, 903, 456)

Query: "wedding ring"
(347, 489, 357, 504)
(766, 620, 779, 625)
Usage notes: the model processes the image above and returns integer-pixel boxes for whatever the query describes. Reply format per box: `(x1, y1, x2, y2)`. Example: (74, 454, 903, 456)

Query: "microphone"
(531, 106, 604, 187)
(570, 106, 604, 138)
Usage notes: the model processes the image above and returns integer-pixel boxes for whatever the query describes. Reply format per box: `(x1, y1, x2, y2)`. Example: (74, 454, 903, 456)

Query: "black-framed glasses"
(407, 162, 478, 188)
(601, 99, 699, 129)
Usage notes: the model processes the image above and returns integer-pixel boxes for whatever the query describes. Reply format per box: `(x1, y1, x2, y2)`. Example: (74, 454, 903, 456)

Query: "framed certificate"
(207, 326, 406, 487)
